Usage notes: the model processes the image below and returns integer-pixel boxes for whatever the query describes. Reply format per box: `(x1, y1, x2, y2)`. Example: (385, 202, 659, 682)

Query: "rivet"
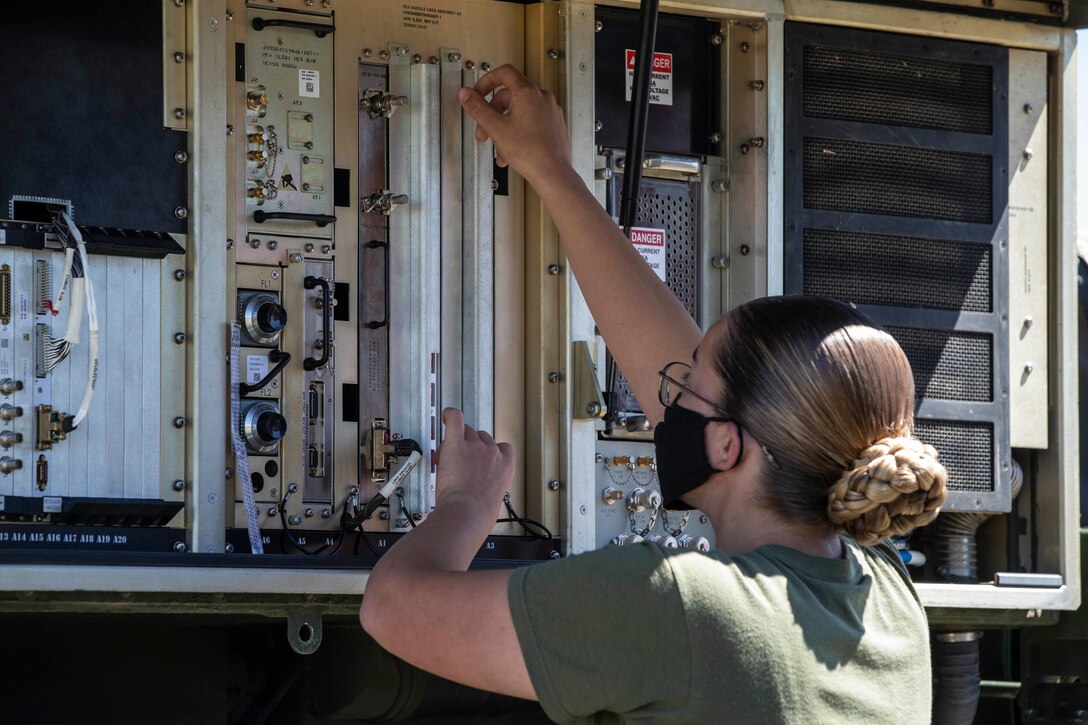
(549, 550, 561, 559)
(465, 60, 476, 70)
(700, 515, 708, 524)
(250, 238, 261, 248)
(594, 167, 612, 180)
(548, 49, 560, 60)
(304, 507, 315, 518)
(750, 80, 765, 91)
(290, 252, 304, 263)
(174, 269, 186, 281)
(172, 479, 185, 491)
(225, 543, 235, 553)
(412, 54, 423, 64)
(173, 51, 185, 63)
(363, 48, 373, 58)
(379, 510, 390, 520)
(289, 515, 302, 526)
(174, 332, 186, 344)
(548, 480, 560, 491)
(174, 107, 186, 119)
(710, 255, 730, 269)
(595, 120, 603, 132)
(268, 240, 278, 250)
(547, 264, 561, 275)
(481, 62, 491, 72)
(173, 416, 186, 428)
(174, 206, 188, 219)
(268, 506, 279, 516)
(490, 179, 499, 191)
(449, 52, 462, 62)
(321, 244, 332, 254)
(1024, 362, 1034, 375)
(740, 143, 750, 155)
(595, 20, 603, 31)
(302, 183, 311, 192)
(709, 131, 722, 143)
(740, 41, 750, 52)
(174, 150, 189, 164)
(174, 541, 186, 552)
(739, 244, 751, 256)
(380, 50, 390, 60)
(305, 243, 315, 253)
(226, 124, 234, 136)
(547, 371, 560, 383)
(750, 136, 765, 148)
(304, 141, 314, 150)
(396, 46, 409, 57)
(1024, 103, 1034, 114)
(224, 468, 232, 479)
(710, 33, 723, 46)
(225, 9, 233, 20)
(1023, 148, 1034, 161)
(321, 508, 332, 518)
(429, 56, 439, 65)
(710, 179, 729, 192)
(226, 239, 235, 250)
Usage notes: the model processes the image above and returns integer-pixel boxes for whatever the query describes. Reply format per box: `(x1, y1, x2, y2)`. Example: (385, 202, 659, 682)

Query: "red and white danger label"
(628, 226, 667, 282)
(625, 49, 673, 106)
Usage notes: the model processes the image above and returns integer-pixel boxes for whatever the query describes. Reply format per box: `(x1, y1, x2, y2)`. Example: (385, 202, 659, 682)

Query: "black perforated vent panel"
(803, 45, 993, 134)
(803, 138, 993, 223)
(885, 326, 993, 403)
(785, 23, 1009, 511)
(802, 229, 992, 312)
(914, 419, 995, 494)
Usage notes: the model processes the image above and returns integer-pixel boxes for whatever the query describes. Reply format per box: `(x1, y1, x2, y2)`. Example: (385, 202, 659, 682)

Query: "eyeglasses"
(657, 361, 782, 470)
(658, 361, 730, 415)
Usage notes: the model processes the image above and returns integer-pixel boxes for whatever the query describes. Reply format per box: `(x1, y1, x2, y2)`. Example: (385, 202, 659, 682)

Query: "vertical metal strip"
(186, 0, 228, 554)
(413, 61, 441, 516)
(562, 0, 599, 555)
(461, 66, 495, 434)
(764, 16, 785, 296)
(441, 50, 465, 419)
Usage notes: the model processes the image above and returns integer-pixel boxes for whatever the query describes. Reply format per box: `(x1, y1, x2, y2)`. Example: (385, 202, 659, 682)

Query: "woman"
(360, 65, 946, 724)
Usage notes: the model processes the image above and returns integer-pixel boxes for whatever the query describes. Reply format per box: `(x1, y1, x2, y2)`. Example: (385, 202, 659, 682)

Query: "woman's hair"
(712, 296, 947, 545)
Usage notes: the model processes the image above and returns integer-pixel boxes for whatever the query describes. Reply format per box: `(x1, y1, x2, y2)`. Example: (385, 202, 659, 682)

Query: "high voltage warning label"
(625, 50, 673, 106)
(628, 226, 667, 282)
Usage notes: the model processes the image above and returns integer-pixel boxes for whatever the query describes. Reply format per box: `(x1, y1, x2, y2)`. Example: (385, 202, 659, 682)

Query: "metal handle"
(363, 240, 390, 330)
(251, 17, 335, 37)
(252, 211, 337, 227)
(303, 277, 331, 371)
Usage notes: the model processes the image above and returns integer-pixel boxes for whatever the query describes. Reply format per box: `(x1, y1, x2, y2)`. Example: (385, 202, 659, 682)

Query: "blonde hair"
(713, 297, 947, 545)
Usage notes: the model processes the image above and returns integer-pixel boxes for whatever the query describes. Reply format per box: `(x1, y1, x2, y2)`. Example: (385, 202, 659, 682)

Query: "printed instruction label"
(625, 50, 673, 106)
(628, 226, 667, 282)
(299, 69, 320, 98)
(246, 355, 269, 385)
(43, 497, 62, 513)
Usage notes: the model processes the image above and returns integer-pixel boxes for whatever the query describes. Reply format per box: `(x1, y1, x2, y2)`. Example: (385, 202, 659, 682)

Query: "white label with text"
(628, 226, 667, 282)
(625, 50, 673, 106)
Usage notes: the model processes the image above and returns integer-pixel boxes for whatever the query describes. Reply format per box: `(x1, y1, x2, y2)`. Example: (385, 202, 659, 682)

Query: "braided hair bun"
(827, 437, 948, 546)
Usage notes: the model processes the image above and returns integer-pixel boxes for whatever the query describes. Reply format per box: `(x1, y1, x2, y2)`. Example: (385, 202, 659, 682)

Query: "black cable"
(279, 489, 335, 555)
(241, 350, 291, 395)
(501, 494, 553, 540)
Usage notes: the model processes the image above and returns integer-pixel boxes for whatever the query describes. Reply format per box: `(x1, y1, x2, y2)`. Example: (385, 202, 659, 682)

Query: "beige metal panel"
(1008, 49, 1050, 449)
(917, 582, 1078, 611)
(912, 0, 1064, 19)
(561, 0, 600, 555)
(725, 21, 770, 308)
(186, 0, 229, 555)
(782, 0, 1062, 50)
(524, 4, 564, 534)
(1033, 29, 1080, 609)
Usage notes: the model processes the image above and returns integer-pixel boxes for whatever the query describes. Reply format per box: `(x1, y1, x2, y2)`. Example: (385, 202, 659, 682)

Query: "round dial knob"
(255, 411, 286, 443)
(255, 302, 287, 335)
(241, 400, 286, 454)
(241, 292, 286, 345)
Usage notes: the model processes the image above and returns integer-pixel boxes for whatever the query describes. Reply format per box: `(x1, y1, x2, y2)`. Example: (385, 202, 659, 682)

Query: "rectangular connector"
(36, 404, 67, 450)
(34, 323, 50, 378)
(367, 418, 390, 483)
(34, 259, 52, 315)
(0, 264, 10, 326)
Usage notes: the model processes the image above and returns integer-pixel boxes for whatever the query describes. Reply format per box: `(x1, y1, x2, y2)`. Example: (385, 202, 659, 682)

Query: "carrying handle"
(303, 276, 331, 371)
(252, 211, 337, 228)
(363, 240, 390, 330)
(251, 17, 335, 37)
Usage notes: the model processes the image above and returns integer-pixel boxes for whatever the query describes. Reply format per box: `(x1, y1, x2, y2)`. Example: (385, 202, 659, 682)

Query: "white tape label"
(43, 497, 62, 513)
(299, 69, 320, 98)
(628, 226, 667, 283)
(246, 355, 269, 385)
(625, 50, 673, 106)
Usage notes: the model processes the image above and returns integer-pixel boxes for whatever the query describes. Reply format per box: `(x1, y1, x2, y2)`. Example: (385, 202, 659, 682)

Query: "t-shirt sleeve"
(507, 543, 691, 723)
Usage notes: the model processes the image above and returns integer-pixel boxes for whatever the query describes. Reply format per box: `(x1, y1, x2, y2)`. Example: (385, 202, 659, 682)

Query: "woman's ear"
(705, 420, 743, 472)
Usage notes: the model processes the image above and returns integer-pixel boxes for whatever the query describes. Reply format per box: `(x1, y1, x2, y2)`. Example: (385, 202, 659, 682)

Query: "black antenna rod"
(618, 0, 661, 236)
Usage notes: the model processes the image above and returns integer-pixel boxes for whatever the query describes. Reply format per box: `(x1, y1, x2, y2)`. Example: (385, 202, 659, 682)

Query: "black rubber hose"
(932, 636, 981, 725)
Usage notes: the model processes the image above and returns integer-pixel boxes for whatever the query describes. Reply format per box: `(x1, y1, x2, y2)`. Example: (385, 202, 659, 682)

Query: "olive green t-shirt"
(508, 538, 931, 724)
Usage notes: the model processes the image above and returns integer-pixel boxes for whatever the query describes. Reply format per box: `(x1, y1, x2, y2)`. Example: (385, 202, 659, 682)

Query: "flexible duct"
(931, 460, 1024, 725)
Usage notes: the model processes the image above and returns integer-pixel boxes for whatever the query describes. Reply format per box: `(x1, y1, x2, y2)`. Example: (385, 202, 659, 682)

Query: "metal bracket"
(572, 341, 607, 420)
(286, 608, 323, 655)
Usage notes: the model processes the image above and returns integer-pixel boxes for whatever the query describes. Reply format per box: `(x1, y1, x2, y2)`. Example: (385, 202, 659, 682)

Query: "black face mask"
(653, 403, 742, 510)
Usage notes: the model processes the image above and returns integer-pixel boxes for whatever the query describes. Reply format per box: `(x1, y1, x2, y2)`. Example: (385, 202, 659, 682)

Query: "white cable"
(60, 214, 99, 428)
(52, 247, 74, 315)
(62, 278, 84, 344)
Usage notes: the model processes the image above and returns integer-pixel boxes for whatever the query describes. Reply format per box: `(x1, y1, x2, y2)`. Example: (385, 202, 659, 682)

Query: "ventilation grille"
(636, 188, 699, 318)
(885, 326, 993, 403)
(802, 229, 992, 312)
(803, 45, 993, 134)
(803, 137, 993, 223)
(914, 419, 994, 494)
